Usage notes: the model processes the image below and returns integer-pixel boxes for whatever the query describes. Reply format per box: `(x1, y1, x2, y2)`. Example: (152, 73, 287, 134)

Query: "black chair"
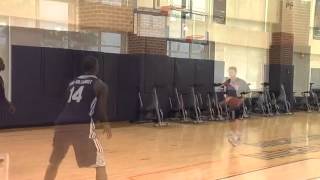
(138, 85, 169, 127)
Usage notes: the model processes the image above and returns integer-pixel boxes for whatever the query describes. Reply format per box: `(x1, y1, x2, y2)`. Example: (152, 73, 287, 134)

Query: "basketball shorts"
(227, 103, 243, 121)
(224, 97, 243, 121)
(49, 120, 105, 168)
(229, 108, 243, 120)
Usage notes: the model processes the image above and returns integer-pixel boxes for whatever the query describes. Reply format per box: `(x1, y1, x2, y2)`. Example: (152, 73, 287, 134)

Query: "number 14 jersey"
(56, 75, 98, 125)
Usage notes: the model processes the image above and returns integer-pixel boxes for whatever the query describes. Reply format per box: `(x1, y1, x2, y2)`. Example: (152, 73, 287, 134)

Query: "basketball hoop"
(185, 35, 206, 43)
(160, 5, 172, 16)
(160, 5, 185, 16)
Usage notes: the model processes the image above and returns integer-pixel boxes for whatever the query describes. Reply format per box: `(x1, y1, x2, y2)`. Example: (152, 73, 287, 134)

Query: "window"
(190, 43, 207, 59)
(170, 0, 191, 9)
(102, 0, 123, 6)
(153, 0, 208, 40)
(216, 43, 267, 90)
(213, 0, 226, 24)
(168, 12, 183, 39)
(39, 0, 69, 31)
(69, 31, 100, 52)
(192, 0, 208, 13)
(0, 0, 36, 21)
(168, 41, 209, 59)
(138, 0, 154, 8)
(137, 14, 167, 38)
(100, 32, 123, 54)
(169, 41, 190, 58)
(156, 0, 209, 13)
(39, 30, 124, 53)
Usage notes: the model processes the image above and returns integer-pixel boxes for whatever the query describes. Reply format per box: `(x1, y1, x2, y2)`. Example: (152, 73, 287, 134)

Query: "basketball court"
(1, 0, 320, 180)
(0, 112, 320, 179)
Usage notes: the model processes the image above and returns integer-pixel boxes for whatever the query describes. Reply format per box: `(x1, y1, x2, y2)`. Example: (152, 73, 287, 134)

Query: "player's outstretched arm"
(0, 77, 15, 114)
(95, 80, 112, 139)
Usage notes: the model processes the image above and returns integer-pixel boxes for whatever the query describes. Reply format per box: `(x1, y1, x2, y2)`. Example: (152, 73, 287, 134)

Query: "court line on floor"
(307, 177, 320, 180)
(245, 134, 320, 147)
(128, 157, 316, 180)
(217, 158, 317, 180)
(127, 156, 240, 180)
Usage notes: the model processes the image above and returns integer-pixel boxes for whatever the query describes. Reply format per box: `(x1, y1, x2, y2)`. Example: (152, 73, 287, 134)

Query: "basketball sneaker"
(228, 133, 239, 147)
(228, 132, 242, 147)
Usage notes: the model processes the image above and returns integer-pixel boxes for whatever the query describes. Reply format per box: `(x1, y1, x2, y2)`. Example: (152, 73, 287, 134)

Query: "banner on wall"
(314, 0, 320, 40)
(213, 0, 226, 24)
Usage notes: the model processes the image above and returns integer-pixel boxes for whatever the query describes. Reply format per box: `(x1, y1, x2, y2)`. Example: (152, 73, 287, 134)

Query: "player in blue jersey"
(44, 56, 112, 180)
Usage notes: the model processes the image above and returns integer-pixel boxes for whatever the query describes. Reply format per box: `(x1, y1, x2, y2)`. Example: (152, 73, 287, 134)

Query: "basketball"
(226, 97, 243, 109)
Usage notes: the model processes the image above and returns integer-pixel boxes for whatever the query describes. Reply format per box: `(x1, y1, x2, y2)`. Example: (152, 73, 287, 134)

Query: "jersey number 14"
(68, 86, 84, 103)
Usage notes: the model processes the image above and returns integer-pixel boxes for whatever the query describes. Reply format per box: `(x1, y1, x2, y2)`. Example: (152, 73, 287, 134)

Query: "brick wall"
(270, 0, 311, 64)
(280, 0, 294, 34)
(78, 0, 134, 32)
(269, 0, 295, 65)
(128, 33, 167, 55)
(292, 0, 311, 47)
(269, 32, 294, 65)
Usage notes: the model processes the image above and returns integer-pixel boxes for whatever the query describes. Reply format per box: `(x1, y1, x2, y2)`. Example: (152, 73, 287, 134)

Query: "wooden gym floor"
(1, 112, 320, 180)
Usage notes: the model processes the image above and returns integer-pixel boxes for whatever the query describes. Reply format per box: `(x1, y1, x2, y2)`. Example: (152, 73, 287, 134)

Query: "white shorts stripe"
(93, 138, 103, 153)
(88, 119, 105, 167)
(89, 119, 103, 152)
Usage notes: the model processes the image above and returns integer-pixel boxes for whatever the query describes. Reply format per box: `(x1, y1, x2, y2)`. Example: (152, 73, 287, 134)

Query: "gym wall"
(293, 52, 310, 93)
(3, 45, 217, 128)
(215, 43, 267, 90)
(78, 0, 134, 32)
